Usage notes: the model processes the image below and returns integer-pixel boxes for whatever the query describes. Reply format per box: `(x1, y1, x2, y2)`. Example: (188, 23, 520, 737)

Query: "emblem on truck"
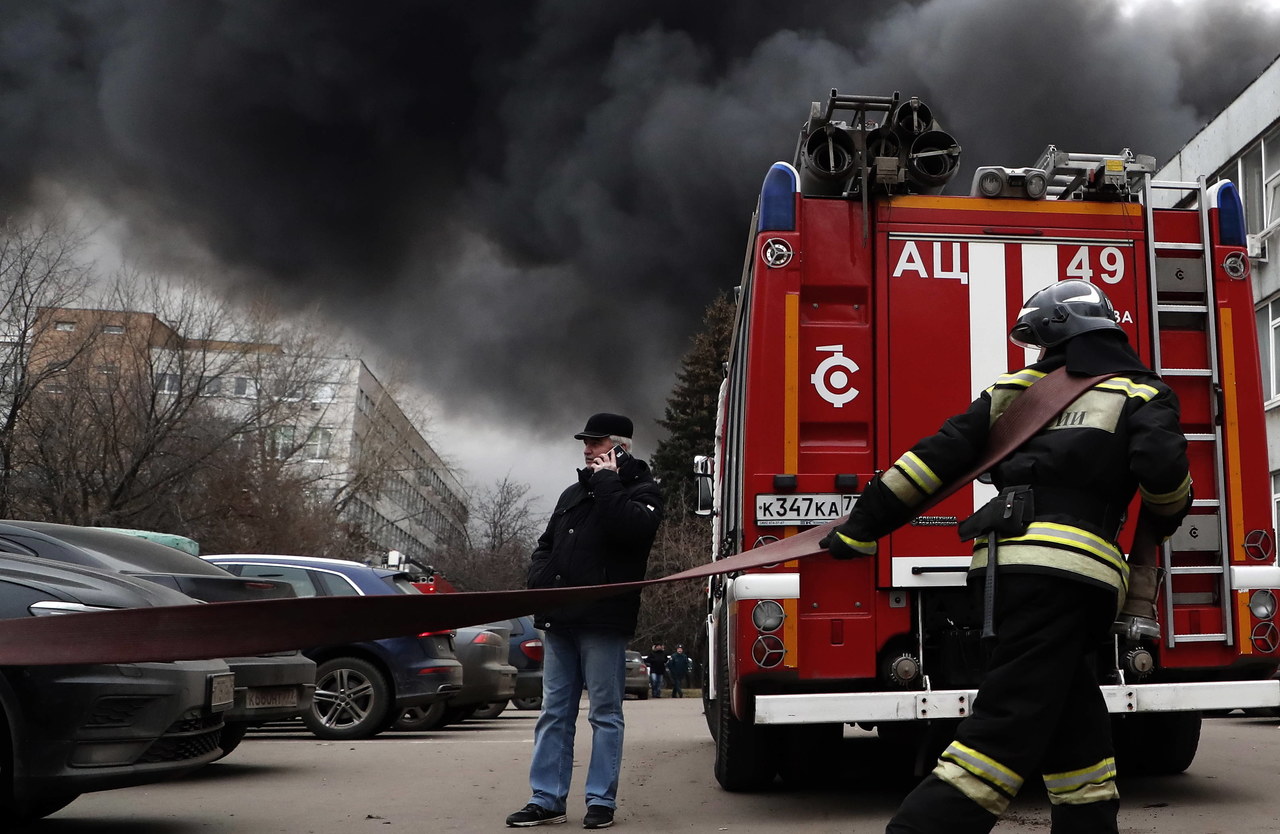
(810, 345, 860, 407)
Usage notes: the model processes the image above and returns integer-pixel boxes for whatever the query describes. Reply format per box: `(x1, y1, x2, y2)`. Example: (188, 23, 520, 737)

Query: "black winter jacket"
(528, 457, 663, 634)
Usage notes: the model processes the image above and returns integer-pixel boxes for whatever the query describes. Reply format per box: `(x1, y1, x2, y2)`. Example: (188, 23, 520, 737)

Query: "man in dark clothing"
(666, 645, 692, 698)
(644, 644, 669, 698)
(506, 413, 663, 831)
(822, 281, 1191, 834)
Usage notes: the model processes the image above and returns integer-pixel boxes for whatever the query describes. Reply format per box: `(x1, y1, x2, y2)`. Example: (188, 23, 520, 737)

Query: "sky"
(2, 0, 1280, 507)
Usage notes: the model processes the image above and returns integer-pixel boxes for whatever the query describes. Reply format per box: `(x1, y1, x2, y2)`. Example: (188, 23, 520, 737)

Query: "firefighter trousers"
(887, 573, 1119, 834)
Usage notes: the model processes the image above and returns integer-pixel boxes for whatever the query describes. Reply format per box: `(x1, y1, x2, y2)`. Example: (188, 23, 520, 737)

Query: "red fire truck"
(696, 90, 1280, 791)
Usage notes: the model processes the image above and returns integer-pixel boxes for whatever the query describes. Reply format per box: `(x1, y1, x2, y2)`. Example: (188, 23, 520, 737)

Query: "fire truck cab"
(700, 90, 1280, 791)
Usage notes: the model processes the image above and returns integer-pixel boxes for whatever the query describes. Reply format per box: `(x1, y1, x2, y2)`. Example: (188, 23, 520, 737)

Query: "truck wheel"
(304, 657, 392, 740)
(1114, 711, 1201, 775)
(713, 626, 777, 791)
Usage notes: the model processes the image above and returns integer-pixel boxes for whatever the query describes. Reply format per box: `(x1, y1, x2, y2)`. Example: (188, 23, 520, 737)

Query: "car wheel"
(471, 701, 508, 719)
(512, 696, 543, 711)
(440, 704, 479, 726)
(303, 657, 393, 740)
(214, 723, 249, 760)
(393, 701, 447, 731)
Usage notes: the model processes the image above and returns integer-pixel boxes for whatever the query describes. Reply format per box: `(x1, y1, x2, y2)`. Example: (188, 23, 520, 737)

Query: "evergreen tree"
(651, 292, 734, 516)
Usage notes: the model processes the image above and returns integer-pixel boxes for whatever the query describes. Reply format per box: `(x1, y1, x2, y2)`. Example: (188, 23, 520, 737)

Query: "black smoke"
(2, 0, 1278, 437)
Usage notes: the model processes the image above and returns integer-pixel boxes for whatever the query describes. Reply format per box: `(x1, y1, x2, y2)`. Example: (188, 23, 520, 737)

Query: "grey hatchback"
(0, 554, 232, 823)
(0, 521, 317, 758)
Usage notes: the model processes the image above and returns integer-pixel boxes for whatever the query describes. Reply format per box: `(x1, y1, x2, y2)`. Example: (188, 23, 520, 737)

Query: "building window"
(55, 321, 75, 332)
(1265, 125, 1280, 231)
(303, 427, 335, 461)
(155, 372, 180, 394)
(269, 425, 297, 459)
(1258, 299, 1280, 406)
(102, 324, 125, 335)
(199, 376, 222, 396)
(234, 377, 257, 398)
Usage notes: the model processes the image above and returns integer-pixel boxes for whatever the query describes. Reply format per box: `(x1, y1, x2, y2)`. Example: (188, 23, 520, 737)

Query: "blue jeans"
(648, 671, 663, 697)
(528, 628, 628, 812)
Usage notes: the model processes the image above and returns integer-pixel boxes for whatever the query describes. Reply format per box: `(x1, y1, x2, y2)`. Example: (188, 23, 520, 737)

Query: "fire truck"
(695, 89, 1280, 791)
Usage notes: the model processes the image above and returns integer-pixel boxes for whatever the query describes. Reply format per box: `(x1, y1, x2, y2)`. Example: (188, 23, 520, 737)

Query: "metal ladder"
(1141, 173, 1235, 647)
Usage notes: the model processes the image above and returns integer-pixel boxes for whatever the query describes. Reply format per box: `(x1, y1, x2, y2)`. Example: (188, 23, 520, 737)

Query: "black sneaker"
(506, 804, 567, 827)
(583, 806, 614, 829)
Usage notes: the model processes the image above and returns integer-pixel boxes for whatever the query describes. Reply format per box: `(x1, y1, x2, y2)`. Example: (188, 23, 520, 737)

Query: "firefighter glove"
(820, 528, 877, 559)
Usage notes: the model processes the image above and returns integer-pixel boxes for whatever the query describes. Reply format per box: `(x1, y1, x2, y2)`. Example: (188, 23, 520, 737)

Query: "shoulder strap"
(914, 367, 1117, 515)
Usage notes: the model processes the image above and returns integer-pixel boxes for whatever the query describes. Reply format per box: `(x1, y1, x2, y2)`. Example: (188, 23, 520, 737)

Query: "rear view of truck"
(698, 89, 1280, 791)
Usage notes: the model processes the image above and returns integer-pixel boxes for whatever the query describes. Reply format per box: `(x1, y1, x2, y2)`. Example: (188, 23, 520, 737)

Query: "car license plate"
(208, 673, 236, 712)
(755, 493, 856, 526)
(245, 686, 300, 709)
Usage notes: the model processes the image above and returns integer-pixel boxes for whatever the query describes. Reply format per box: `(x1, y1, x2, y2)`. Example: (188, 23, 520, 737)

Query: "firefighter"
(822, 280, 1191, 834)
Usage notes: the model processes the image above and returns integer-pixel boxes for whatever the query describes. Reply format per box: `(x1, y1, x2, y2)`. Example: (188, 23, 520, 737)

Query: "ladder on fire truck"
(1141, 171, 1236, 648)
(1039, 148, 1236, 648)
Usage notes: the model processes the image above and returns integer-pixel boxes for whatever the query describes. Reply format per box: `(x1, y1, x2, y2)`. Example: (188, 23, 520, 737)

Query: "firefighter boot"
(1113, 565, 1161, 641)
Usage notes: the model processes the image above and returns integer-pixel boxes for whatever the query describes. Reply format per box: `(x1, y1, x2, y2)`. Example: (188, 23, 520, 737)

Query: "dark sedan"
(0, 521, 317, 757)
(0, 553, 232, 823)
(205, 554, 463, 740)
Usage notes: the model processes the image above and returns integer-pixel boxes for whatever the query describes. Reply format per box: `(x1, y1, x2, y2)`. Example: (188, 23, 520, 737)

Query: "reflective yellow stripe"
(934, 761, 1012, 816)
(882, 468, 924, 506)
(1094, 376, 1158, 401)
(1046, 781, 1120, 806)
(941, 741, 1023, 795)
(835, 531, 877, 555)
(1043, 758, 1117, 795)
(1140, 473, 1192, 513)
(896, 451, 942, 495)
(994, 368, 1045, 389)
(997, 522, 1127, 576)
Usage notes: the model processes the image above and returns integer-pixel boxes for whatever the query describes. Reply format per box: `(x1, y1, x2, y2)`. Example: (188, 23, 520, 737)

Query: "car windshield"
(3, 521, 229, 576)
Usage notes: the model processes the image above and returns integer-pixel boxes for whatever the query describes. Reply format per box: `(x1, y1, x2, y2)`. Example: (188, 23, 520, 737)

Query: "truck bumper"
(753, 679, 1280, 724)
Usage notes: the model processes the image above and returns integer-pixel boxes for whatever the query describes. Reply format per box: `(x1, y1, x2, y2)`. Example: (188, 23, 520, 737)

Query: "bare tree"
(0, 213, 95, 515)
(439, 476, 542, 591)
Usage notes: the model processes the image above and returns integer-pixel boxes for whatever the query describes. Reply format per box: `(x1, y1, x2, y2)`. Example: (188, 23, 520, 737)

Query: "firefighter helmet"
(1009, 280, 1122, 348)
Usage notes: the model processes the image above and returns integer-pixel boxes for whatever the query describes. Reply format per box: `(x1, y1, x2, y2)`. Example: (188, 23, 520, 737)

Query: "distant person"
(644, 643, 669, 699)
(666, 645, 691, 698)
(506, 413, 663, 830)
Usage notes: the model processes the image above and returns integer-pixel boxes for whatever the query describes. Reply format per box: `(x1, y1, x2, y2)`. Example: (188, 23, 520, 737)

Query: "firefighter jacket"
(528, 457, 663, 635)
(829, 332, 1191, 601)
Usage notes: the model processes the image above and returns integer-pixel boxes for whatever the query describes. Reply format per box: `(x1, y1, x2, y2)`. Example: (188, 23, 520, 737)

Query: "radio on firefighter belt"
(909, 368, 1118, 644)
(958, 485, 1035, 643)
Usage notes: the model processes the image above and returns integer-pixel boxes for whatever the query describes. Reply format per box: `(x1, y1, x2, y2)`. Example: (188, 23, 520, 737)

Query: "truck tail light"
(752, 600, 785, 633)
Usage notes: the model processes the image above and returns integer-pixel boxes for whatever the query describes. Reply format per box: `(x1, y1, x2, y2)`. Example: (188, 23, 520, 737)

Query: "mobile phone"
(610, 444, 632, 466)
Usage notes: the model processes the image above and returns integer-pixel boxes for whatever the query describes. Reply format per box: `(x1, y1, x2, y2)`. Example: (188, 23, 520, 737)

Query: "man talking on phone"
(507, 413, 663, 830)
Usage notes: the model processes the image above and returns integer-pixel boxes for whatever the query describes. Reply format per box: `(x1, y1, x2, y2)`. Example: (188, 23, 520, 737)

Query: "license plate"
(755, 493, 856, 526)
(245, 686, 300, 710)
(208, 673, 236, 712)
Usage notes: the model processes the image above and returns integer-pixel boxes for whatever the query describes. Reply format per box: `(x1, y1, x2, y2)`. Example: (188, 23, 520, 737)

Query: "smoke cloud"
(2, 0, 1278, 463)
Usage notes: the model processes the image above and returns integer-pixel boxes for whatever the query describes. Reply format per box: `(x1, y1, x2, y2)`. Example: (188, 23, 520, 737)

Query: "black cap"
(574, 412, 634, 440)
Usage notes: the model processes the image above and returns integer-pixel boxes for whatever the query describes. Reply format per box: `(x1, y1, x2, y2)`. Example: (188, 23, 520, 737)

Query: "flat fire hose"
(0, 370, 1112, 667)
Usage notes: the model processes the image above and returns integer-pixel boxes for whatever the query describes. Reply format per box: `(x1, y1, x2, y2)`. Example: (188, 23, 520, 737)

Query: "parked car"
(505, 615, 545, 711)
(0, 553, 232, 823)
(205, 554, 463, 740)
(395, 622, 517, 729)
(0, 521, 317, 758)
(471, 615, 544, 714)
(625, 650, 649, 700)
